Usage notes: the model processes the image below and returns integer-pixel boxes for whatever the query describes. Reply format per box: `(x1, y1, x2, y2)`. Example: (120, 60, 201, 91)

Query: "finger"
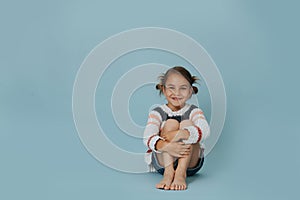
(184, 148, 191, 153)
(176, 151, 185, 157)
(178, 151, 190, 157)
(177, 147, 189, 153)
(179, 143, 191, 148)
(179, 145, 189, 150)
(176, 153, 184, 158)
(183, 144, 191, 148)
(181, 145, 191, 150)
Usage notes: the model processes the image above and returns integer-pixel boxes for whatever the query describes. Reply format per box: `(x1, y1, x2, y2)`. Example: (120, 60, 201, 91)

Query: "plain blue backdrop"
(1, 0, 299, 199)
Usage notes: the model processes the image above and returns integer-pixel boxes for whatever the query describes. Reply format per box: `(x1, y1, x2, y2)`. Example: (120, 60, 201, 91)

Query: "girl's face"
(163, 72, 193, 111)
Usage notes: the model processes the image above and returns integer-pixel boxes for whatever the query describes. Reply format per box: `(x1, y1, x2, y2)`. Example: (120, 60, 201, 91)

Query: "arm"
(143, 110, 163, 152)
(155, 138, 191, 158)
(143, 110, 191, 157)
(182, 108, 210, 144)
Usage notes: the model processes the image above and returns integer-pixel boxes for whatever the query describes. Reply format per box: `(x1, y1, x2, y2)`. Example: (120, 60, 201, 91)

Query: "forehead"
(165, 72, 189, 85)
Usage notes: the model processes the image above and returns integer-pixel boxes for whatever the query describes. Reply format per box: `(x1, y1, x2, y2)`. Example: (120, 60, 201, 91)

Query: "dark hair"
(156, 66, 199, 95)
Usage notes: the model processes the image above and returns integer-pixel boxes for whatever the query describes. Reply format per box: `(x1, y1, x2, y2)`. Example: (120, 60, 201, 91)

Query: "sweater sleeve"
(143, 110, 164, 152)
(182, 107, 210, 144)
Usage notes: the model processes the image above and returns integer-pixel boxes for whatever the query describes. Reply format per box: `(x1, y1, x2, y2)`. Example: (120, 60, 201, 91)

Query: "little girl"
(143, 66, 210, 190)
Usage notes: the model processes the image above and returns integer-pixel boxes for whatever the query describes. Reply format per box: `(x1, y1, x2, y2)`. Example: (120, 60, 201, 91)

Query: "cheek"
(163, 89, 172, 96)
(186, 91, 192, 99)
(162, 90, 169, 97)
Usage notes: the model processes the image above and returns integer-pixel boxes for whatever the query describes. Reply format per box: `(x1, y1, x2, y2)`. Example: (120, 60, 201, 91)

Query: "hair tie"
(192, 86, 198, 94)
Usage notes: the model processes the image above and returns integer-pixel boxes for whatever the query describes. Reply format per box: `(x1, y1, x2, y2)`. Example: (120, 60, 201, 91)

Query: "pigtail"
(155, 84, 162, 90)
(191, 76, 199, 84)
(191, 75, 200, 94)
(156, 73, 165, 95)
(192, 86, 198, 94)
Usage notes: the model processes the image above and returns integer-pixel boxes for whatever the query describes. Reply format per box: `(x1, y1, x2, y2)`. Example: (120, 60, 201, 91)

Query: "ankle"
(175, 168, 187, 177)
(164, 167, 175, 175)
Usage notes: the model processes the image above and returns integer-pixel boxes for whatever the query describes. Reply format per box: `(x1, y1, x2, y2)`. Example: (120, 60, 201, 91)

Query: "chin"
(171, 102, 184, 108)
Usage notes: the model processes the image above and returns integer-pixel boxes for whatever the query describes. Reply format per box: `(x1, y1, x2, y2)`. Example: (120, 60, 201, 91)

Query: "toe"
(156, 183, 165, 189)
(170, 183, 175, 190)
(178, 184, 182, 190)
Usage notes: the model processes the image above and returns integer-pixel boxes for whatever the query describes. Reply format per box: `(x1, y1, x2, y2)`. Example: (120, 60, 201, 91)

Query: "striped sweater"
(143, 104, 210, 168)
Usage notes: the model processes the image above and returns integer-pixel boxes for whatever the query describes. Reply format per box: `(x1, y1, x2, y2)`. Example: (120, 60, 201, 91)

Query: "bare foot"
(170, 170, 187, 190)
(156, 171, 174, 190)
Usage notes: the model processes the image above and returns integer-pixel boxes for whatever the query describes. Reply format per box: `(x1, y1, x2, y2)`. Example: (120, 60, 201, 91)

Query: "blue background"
(1, 0, 299, 199)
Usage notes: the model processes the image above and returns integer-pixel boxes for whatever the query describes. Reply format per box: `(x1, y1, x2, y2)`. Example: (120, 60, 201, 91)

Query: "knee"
(179, 120, 194, 129)
(161, 119, 180, 134)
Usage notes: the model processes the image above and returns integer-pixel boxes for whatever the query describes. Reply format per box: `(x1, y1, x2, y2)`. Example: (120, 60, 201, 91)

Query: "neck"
(166, 103, 185, 111)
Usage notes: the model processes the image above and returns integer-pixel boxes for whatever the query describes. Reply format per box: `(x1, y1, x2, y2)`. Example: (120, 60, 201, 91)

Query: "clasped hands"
(160, 130, 191, 158)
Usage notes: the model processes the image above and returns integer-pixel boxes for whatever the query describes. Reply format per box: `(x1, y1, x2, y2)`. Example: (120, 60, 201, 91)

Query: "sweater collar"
(161, 104, 190, 116)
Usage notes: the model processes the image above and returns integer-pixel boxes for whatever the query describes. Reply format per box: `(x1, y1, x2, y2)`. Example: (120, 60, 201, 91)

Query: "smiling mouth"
(171, 97, 182, 101)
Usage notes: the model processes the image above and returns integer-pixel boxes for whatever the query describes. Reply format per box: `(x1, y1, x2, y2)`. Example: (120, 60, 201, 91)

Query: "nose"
(169, 87, 180, 95)
(174, 88, 180, 95)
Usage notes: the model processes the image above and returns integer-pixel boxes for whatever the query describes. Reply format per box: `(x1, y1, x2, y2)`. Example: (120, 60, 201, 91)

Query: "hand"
(162, 141, 191, 158)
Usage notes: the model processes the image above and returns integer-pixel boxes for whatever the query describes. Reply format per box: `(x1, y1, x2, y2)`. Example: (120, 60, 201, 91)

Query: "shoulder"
(150, 105, 169, 121)
(189, 104, 204, 110)
(152, 105, 163, 112)
(150, 105, 163, 115)
(148, 105, 165, 117)
(189, 105, 205, 116)
(189, 104, 198, 110)
(187, 104, 204, 113)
